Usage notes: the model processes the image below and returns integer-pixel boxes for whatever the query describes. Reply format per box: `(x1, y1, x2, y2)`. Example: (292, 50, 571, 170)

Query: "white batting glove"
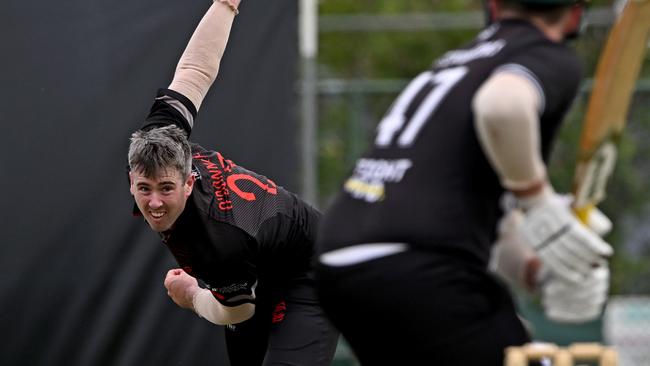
(555, 194, 613, 237)
(490, 209, 539, 291)
(517, 187, 613, 284)
(583, 204, 613, 237)
(541, 266, 610, 323)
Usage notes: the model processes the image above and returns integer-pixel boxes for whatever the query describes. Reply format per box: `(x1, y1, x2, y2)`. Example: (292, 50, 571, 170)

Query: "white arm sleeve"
(192, 288, 255, 325)
(472, 71, 547, 191)
(168, 1, 236, 111)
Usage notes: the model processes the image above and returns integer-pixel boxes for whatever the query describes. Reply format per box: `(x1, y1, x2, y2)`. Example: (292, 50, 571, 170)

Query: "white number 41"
(375, 66, 468, 148)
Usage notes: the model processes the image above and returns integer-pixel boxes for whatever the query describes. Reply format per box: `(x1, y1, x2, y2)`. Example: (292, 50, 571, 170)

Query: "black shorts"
(224, 277, 339, 366)
(315, 247, 530, 365)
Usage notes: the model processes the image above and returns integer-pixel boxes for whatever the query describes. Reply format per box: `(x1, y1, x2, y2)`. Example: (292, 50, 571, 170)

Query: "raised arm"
(168, 0, 240, 111)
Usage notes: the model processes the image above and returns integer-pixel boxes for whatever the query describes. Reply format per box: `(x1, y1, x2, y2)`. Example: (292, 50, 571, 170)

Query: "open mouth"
(150, 211, 166, 219)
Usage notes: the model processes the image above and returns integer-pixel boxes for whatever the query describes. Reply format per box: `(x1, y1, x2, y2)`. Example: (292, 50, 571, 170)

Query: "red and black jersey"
(316, 19, 582, 265)
(135, 91, 320, 308)
(164, 146, 320, 307)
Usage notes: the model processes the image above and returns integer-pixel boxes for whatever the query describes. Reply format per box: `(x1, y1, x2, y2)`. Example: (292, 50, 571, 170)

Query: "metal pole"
(299, 0, 318, 206)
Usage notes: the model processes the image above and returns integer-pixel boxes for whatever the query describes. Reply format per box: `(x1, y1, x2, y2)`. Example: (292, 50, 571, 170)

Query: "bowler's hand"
(164, 268, 199, 310)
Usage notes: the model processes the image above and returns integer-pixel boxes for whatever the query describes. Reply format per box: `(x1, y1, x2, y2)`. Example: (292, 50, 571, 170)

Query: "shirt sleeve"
(139, 88, 198, 136)
(502, 44, 582, 120)
(195, 217, 260, 307)
(203, 277, 258, 307)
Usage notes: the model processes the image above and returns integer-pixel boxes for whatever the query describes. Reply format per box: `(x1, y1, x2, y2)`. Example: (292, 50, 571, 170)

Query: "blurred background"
(1, 0, 648, 365)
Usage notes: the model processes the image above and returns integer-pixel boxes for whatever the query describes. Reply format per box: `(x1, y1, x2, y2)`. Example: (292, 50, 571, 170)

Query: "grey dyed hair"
(128, 125, 193, 179)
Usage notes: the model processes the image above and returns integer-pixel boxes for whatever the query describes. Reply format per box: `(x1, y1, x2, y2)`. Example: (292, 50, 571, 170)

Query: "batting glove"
(541, 266, 610, 323)
(490, 209, 539, 291)
(517, 187, 613, 284)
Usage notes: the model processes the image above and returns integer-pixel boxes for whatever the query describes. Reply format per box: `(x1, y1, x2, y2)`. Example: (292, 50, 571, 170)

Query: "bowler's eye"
(138, 186, 151, 193)
(161, 185, 175, 193)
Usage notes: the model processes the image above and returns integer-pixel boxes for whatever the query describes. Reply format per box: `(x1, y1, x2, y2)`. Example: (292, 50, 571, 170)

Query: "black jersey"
(135, 91, 320, 307)
(317, 19, 582, 265)
(164, 146, 320, 307)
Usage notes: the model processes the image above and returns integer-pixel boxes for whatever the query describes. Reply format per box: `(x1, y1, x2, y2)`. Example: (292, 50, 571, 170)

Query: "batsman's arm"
(472, 70, 547, 195)
(168, 0, 241, 112)
(473, 71, 613, 284)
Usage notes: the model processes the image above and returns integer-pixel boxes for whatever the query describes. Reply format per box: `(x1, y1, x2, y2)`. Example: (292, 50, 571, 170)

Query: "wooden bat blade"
(573, 0, 650, 213)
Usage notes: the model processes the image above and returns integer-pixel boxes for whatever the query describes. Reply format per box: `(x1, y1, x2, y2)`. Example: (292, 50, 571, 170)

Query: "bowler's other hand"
(164, 268, 199, 310)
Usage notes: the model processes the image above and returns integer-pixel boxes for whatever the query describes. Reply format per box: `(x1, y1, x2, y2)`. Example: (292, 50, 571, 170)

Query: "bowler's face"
(130, 169, 194, 232)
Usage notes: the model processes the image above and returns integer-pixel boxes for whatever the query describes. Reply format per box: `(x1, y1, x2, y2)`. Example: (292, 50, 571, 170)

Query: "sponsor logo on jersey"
(194, 152, 234, 211)
(205, 280, 257, 304)
(207, 282, 249, 294)
(344, 158, 412, 203)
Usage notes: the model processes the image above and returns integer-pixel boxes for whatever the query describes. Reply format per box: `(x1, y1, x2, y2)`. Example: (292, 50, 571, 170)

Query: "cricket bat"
(572, 0, 650, 223)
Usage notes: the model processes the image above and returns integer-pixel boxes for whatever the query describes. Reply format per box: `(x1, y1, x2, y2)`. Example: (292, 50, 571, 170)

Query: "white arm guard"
(192, 288, 255, 325)
(473, 70, 547, 191)
(168, 1, 236, 110)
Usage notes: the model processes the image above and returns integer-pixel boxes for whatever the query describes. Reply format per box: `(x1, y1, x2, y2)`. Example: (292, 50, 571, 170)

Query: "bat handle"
(573, 203, 595, 225)
(573, 203, 613, 237)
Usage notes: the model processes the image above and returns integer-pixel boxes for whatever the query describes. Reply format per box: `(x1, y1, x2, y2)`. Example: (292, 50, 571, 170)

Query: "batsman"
(315, 0, 614, 364)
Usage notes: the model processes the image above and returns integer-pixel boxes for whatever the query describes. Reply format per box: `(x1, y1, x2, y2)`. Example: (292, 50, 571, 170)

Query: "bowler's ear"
(184, 174, 196, 197)
(129, 172, 136, 195)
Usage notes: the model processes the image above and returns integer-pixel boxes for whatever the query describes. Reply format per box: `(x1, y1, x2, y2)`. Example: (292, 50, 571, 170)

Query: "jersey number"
(227, 174, 277, 201)
(375, 66, 468, 148)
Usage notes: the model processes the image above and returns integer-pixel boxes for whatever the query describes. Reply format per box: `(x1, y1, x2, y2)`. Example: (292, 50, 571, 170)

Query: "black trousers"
(315, 248, 530, 365)
(224, 277, 339, 366)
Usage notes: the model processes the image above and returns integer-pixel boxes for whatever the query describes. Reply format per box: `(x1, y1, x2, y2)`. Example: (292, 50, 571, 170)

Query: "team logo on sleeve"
(344, 158, 412, 203)
(204, 280, 257, 303)
(207, 282, 249, 295)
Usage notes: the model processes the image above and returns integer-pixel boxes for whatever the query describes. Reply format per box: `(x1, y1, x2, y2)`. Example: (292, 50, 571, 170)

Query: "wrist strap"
(516, 184, 555, 211)
(215, 0, 240, 15)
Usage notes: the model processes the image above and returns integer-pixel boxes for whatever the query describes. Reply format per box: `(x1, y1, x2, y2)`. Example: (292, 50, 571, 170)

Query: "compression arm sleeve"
(472, 71, 547, 191)
(168, 1, 236, 111)
(192, 288, 255, 325)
